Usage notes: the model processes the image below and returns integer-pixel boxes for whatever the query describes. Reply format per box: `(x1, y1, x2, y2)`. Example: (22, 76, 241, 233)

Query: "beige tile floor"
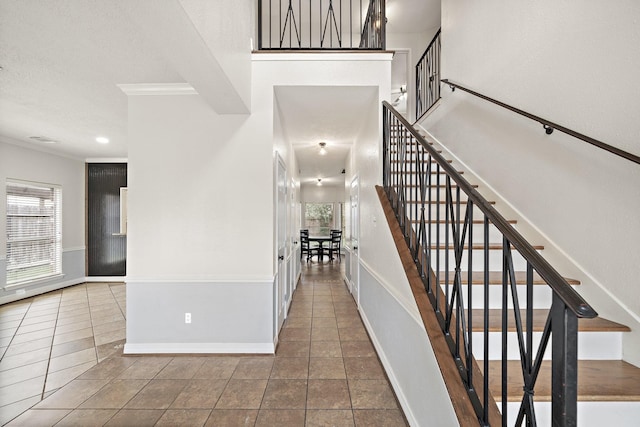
(0, 282, 126, 425)
(1, 261, 407, 426)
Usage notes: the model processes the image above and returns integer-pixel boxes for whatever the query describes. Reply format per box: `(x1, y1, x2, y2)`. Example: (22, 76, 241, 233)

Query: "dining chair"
(300, 230, 311, 261)
(328, 230, 342, 262)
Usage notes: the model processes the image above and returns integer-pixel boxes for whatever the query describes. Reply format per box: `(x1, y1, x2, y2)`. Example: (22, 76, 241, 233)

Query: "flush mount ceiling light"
(29, 136, 58, 144)
(96, 136, 109, 144)
(318, 142, 327, 156)
(317, 178, 322, 186)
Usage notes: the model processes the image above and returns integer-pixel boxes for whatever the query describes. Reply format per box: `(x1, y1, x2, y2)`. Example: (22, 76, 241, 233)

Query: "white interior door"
(275, 154, 288, 335)
(349, 176, 360, 304)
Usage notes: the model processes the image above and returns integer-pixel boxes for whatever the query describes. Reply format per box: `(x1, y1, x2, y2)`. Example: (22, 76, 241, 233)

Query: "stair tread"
(485, 360, 640, 401)
(470, 309, 630, 332)
(429, 243, 544, 250)
(406, 200, 497, 205)
(389, 169, 465, 174)
(410, 219, 516, 224)
(439, 271, 580, 285)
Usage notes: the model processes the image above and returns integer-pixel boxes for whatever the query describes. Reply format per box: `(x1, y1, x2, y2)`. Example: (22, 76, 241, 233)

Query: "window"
(304, 203, 335, 235)
(6, 180, 62, 286)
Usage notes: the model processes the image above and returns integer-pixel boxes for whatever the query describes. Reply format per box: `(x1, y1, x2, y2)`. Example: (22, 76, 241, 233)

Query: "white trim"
(359, 259, 425, 330)
(85, 158, 128, 163)
(63, 246, 86, 253)
(4, 274, 65, 290)
(125, 276, 275, 284)
(85, 276, 125, 283)
(117, 83, 198, 96)
(359, 307, 419, 427)
(252, 52, 394, 62)
(123, 342, 275, 355)
(0, 277, 85, 305)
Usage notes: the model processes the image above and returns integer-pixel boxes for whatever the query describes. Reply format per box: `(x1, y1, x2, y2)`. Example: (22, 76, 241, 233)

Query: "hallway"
(1, 261, 407, 426)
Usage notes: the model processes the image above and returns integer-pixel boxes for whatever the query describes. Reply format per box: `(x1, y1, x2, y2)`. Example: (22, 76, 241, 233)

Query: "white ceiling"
(0, 0, 437, 164)
(275, 86, 378, 186)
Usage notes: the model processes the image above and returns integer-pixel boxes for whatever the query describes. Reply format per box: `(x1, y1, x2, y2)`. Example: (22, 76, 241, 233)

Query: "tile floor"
(0, 282, 126, 425)
(1, 261, 407, 426)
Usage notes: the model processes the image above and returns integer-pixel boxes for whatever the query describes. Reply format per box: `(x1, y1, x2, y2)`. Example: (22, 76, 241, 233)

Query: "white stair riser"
(406, 222, 505, 243)
(429, 249, 533, 271)
(458, 284, 555, 310)
(472, 331, 622, 361)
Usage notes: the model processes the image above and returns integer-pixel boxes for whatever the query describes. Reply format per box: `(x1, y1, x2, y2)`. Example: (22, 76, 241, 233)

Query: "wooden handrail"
(441, 79, 640, 165)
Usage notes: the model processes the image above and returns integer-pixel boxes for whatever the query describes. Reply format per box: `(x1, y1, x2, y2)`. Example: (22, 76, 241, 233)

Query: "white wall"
(124, 88, 274, 353)
(422, 0, 640, 364)
(0, 140, 85, 303)
(179, 0, 253, 109)
(300, 182, 345, 203)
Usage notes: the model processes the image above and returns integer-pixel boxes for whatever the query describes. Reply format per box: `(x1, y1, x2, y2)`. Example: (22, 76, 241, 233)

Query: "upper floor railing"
(257, 0, 385, 50)
(415, 29, 441, 121)
(382, 101, 598, 425)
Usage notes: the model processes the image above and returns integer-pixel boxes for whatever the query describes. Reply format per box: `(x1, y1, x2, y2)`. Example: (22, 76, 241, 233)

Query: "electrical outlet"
(185, 313, 191, 324)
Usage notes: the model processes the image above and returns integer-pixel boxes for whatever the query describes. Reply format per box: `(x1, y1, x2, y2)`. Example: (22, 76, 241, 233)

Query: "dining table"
(307, 235, 333, 261)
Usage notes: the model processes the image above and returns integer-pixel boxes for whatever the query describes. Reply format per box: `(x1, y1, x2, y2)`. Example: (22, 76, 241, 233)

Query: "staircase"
(380, 102, 640, 426)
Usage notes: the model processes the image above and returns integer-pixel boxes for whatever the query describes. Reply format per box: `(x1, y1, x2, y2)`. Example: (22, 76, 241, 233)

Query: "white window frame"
(6, 179, 62, 287)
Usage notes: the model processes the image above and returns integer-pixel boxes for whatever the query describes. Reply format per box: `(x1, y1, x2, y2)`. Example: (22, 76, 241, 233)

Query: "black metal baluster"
(483, 216, 490, 426)
(502, 237, 508, 427)
(467, 200, 473, 390)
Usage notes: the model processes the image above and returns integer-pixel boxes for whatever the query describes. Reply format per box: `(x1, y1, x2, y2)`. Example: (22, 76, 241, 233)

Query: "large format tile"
(5, 408, 71, 426)
(36, 379, 110, 409)
(55, 409, 118, 427)
(170, 379, 228, 409)
(155, 409, 211, 426)
(78, 379, 149, 409)
(306, 409, 355, 427)
(155, 357, 205, 380)
(124, 379, 187, 409)
(261, 379, 307, 409)
(103, 409, 164, 426)
(116, 357, 173, 379)
(205, 409, 258, 427)
(193, 357, 240, 379)
(215, 379, 267, 409)
(231, 357, 274, 379)
(307, 379, 351, 409)
(255, 409, 305, 427)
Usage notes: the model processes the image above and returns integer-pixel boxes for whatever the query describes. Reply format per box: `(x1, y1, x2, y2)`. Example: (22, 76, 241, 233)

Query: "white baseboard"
(123, 342, 275, 355)
(85, 276, 125, 282)
(0, 277, 86, 305)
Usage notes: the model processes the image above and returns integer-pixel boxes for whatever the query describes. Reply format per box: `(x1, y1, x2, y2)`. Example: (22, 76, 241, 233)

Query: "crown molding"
(117, 83, 197, 96)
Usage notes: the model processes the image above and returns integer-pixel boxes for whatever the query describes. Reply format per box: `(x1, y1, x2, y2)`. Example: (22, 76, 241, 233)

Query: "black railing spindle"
(382, 101, 597, 426)
(258, 0, 385, 50)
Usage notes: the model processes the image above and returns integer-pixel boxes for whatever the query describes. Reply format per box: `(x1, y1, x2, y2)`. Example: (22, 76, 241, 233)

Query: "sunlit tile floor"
(0, 282, 126, 425)
(1, 261, 407, 426)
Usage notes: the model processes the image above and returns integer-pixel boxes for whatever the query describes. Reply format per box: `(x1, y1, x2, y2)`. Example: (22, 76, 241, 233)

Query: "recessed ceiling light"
(318, 142, 327, 155)
(317, 178, 323, 186)
(29, 136, 57, 144)
(96, 136, 109, 144)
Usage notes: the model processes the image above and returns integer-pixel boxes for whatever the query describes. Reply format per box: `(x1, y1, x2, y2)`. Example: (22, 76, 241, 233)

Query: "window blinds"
(6, 181, 62, 285)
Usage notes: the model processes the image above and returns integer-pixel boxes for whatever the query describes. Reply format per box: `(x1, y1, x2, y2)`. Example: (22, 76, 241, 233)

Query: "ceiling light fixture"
(96, 136, 109, 144)
(317, 178, 322, 186)
(318, 142, 327, 156)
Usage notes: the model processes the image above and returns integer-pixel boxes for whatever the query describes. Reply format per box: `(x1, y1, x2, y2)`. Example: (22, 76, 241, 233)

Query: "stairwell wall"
(421, 0, 640, 365)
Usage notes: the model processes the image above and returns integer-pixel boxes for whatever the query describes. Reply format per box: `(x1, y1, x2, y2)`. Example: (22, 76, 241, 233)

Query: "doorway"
(349, 176, 360, 304)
